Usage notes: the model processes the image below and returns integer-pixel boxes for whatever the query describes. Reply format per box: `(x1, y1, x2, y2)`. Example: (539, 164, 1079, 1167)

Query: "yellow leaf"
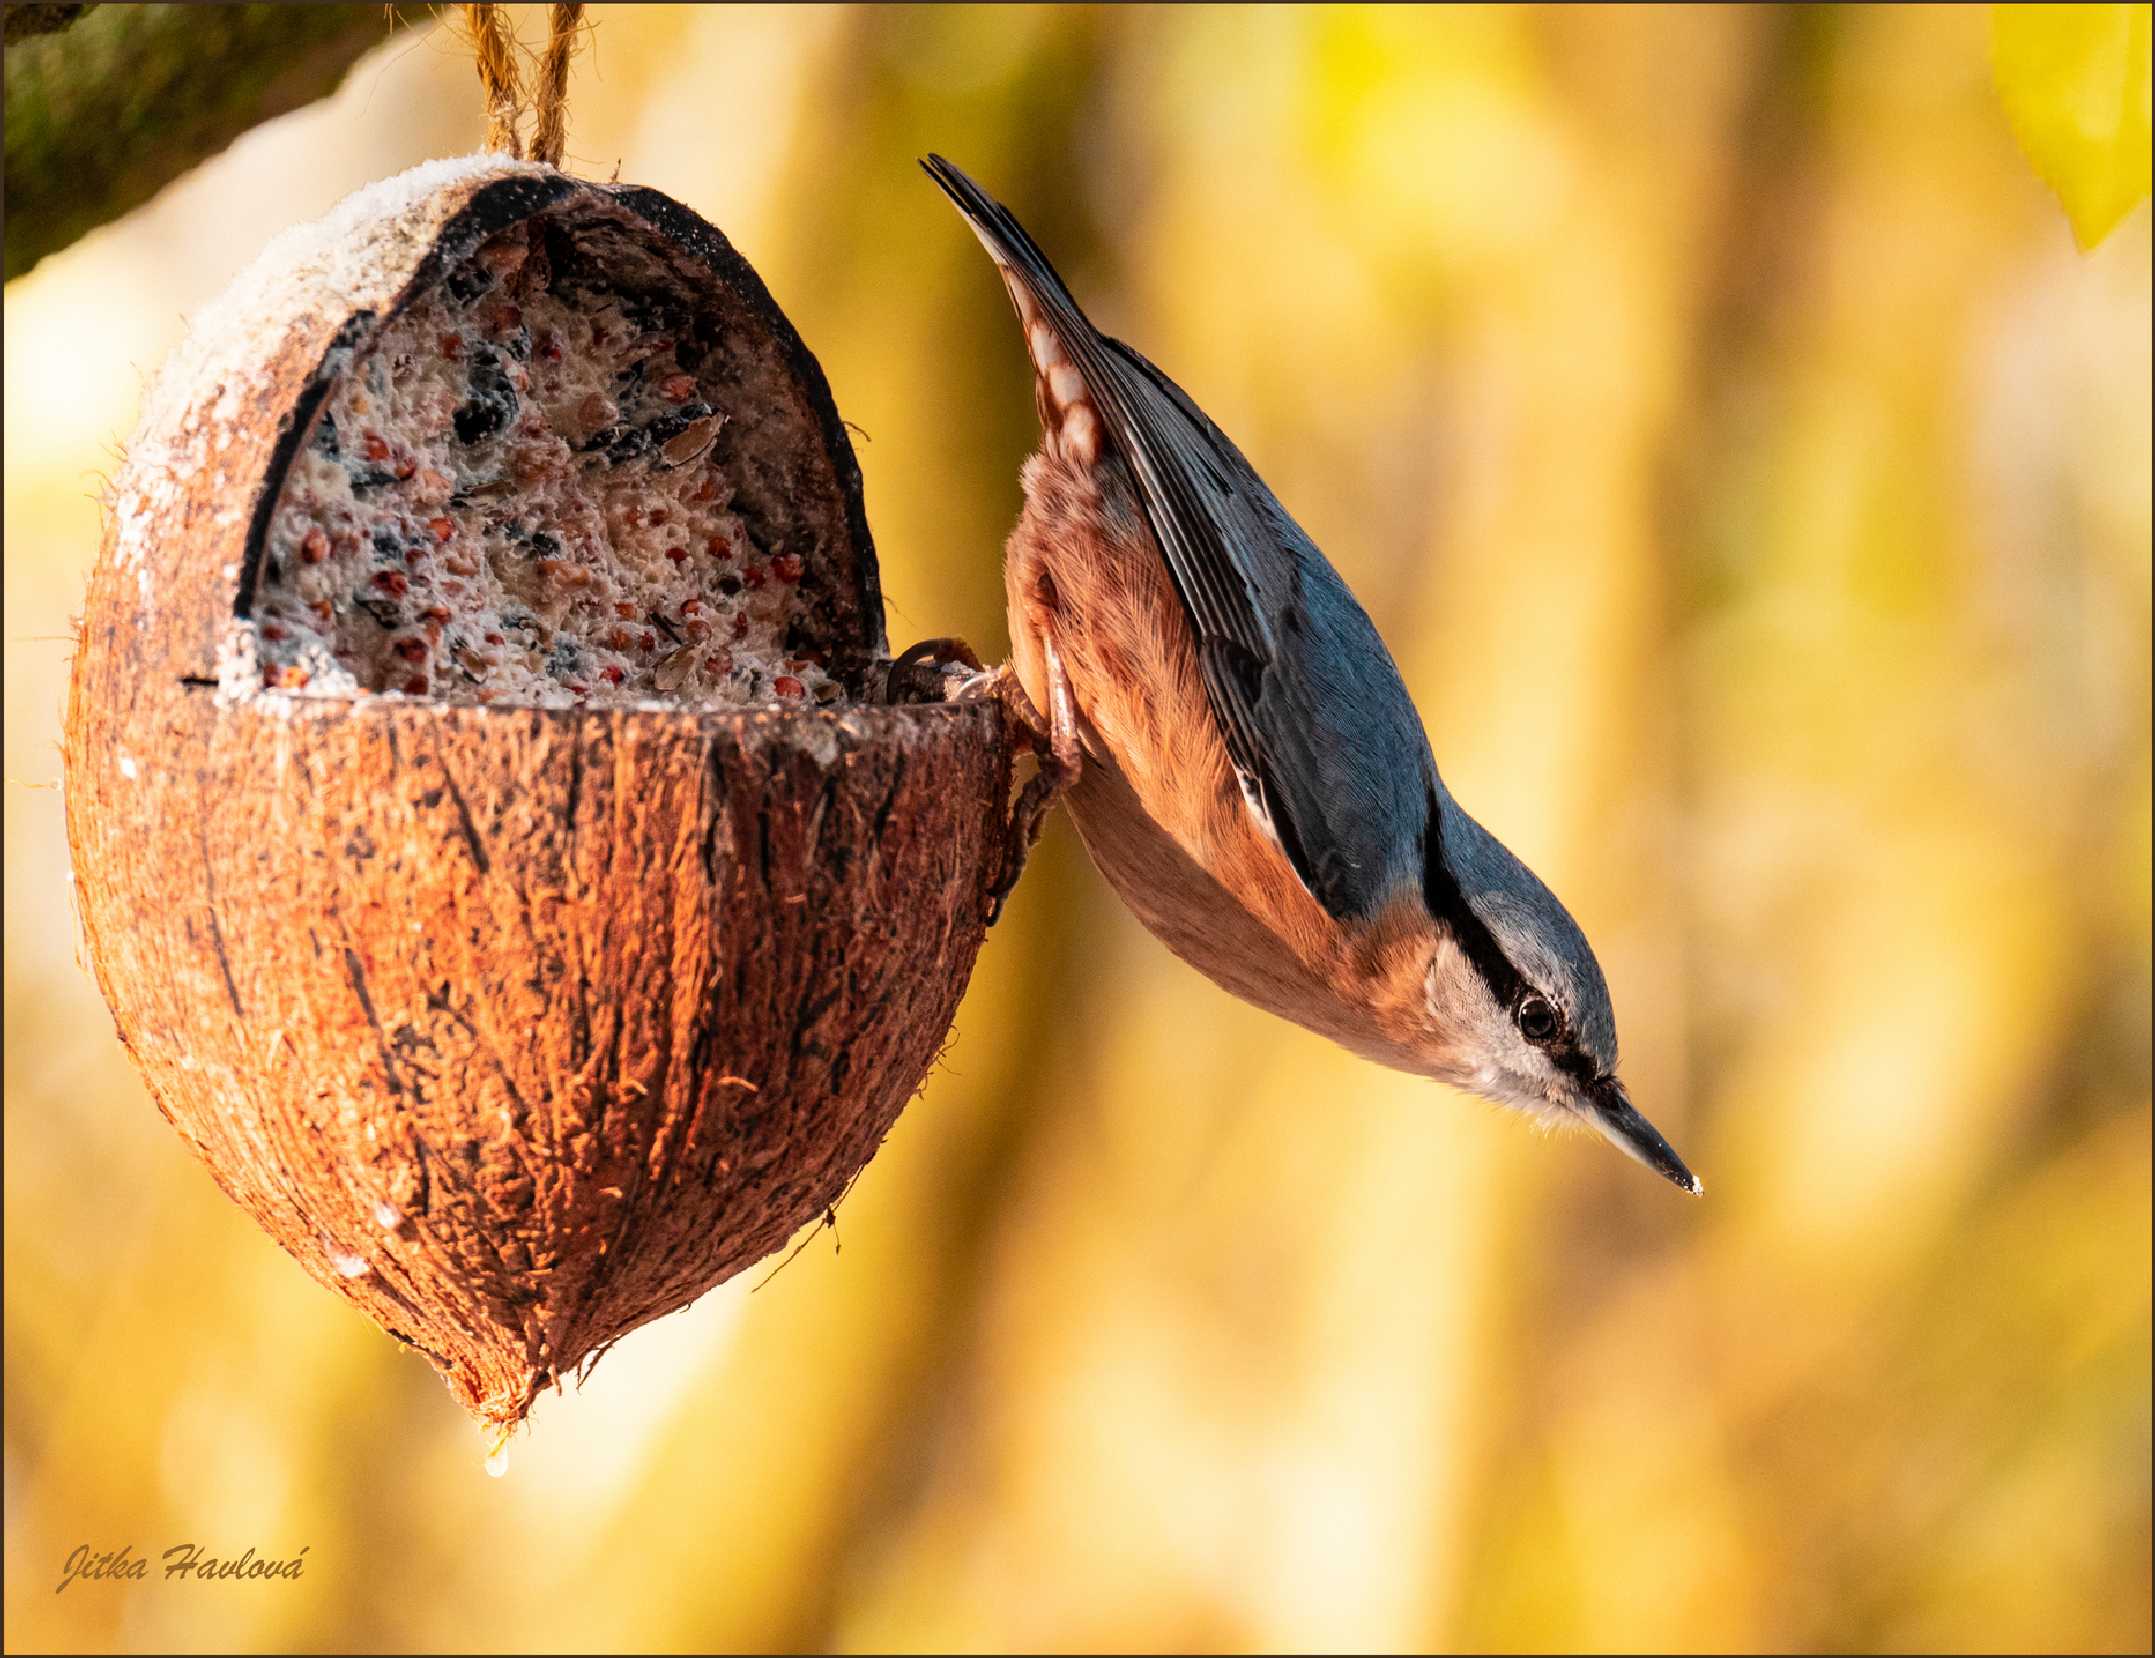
(1992, 2, 2153, 250)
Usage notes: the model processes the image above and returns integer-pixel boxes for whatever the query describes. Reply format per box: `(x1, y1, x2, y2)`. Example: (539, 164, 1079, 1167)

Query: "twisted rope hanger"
(465, 2, 587, 167)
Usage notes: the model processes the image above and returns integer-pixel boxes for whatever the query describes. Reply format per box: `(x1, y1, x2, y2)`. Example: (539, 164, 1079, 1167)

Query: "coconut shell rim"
(195, 684, 996, 734)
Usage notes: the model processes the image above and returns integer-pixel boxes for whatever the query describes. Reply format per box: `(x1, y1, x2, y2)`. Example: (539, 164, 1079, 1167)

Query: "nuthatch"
(923, 156, 1700, 1194)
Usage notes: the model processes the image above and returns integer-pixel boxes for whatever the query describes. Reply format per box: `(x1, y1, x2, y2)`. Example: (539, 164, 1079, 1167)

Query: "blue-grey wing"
(1096, 342, 1438, 919)
(920, 154, 1435, 917)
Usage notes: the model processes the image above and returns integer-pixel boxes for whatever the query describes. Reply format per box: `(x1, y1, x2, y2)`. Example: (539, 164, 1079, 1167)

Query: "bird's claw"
(983, 637, 1079, 926)
(883, 641, 1071, 928)
(882, 636, 986, 705)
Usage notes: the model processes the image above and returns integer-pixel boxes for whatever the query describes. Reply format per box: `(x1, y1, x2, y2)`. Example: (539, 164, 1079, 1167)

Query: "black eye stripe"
(1550, 1044, 1601, 1086)
(1421, 791, 1528, 1008)
(1423, 792, 1598, 1084)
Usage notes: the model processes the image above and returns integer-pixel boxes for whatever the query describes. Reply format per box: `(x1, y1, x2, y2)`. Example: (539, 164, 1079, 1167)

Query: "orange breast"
(1000, 444, 1441, 1067)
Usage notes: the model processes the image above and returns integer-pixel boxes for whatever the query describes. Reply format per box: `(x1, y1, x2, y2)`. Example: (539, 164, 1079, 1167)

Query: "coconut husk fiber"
(65, 157, 1016, 1431)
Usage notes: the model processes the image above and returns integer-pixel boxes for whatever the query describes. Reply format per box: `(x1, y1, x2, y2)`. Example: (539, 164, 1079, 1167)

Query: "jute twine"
(464, 3, 587, 167)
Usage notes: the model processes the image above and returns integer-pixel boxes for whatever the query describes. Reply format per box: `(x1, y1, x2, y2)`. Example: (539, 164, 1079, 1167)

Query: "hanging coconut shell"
(64, 156, 1016, 1433)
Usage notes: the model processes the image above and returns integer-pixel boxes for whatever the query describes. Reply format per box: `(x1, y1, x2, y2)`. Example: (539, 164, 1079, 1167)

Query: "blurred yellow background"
(5, 4, 2149, 1651)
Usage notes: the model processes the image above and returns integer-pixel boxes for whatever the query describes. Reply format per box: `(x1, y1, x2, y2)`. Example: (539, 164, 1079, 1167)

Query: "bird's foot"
(883, 640, 1073, 928)
(982, 637, 1079, 926)
(951, 661, 1048, 736)
(881, 636, 986, 705)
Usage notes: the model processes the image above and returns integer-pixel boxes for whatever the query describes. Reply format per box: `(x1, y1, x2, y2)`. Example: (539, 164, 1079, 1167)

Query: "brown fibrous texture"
(64, 158, 1014, 1428)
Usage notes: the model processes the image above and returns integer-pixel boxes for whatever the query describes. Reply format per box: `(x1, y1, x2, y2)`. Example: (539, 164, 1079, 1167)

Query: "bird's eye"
(1516, 995, 1560, 1044)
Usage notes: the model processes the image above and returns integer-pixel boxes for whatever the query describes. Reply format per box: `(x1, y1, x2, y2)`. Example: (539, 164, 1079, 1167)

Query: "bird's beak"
(1580, 1076, 1702, 1195)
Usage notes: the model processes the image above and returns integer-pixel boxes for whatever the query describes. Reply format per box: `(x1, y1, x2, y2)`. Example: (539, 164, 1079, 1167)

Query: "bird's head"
(1411, 792, 1700, 1194)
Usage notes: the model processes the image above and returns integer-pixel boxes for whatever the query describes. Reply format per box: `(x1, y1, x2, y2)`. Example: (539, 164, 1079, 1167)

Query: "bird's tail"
(922, 153, 1119, 465)
(920, 154, 1098, 347)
